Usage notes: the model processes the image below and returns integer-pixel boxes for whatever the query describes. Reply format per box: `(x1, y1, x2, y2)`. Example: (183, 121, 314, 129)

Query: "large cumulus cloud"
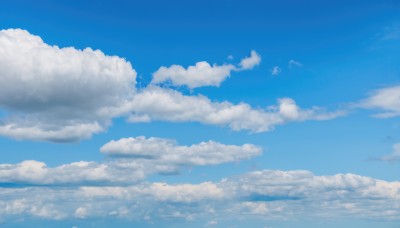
(0, 29, 137, 142)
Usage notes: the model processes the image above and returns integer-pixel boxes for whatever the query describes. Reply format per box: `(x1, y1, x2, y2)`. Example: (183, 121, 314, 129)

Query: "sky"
(0, 0, 400, 227)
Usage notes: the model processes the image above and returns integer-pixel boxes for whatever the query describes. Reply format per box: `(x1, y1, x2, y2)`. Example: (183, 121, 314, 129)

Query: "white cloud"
(128, 87, 346, 133)
(239, 50, 261, 70)
(288, 60, 303, 68)
(100, 136, 262, 166)
(219, 170, 400, 220)
(148, 182, 224, 203)
(0, 29, 136, 142)
(271, 66, 281, 76)
(0, 183, 224, 222)
(152, 61, 235, 89)
(220, 170, 383, 199)
(0, 197, 66, 220)
(151, 50, 261, 89)
(0, 160, 121, 185)
(74, 207, 89, 219)
(222, 170, 400, 220)
(0, 137, 261, 186)
(0, 170, 399, 222)
(0, 122, 104, 143)
(358, 85, 400, 118)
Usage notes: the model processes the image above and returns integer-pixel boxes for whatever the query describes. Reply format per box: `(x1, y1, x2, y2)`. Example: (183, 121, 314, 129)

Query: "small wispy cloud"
(380, 23, 400, 41)
(357, 85, 400, 119)
(288, 60, 303, 68)
(378, 143, 400, 162)
(368, 23, 400, 50)
(271, 66, 281, 76)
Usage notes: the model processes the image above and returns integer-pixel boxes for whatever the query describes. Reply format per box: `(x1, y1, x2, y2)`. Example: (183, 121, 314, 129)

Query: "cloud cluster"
(0, 137, 261, 186)
(221, 169, 400, 201)
(221, 170, 400, 220)
(0, 170, 399, 222)
(128, 87, 346, 133)
(151, 50, 261, 89)
(0, 29, 345, 142)
(0, 29, 137, 142)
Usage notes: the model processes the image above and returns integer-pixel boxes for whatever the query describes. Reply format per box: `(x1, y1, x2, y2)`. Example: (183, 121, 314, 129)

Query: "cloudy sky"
(0, 0, 400, 227)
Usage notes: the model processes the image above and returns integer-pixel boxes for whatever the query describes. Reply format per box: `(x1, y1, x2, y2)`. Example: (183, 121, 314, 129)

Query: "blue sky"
(0, 0, 400, 227)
